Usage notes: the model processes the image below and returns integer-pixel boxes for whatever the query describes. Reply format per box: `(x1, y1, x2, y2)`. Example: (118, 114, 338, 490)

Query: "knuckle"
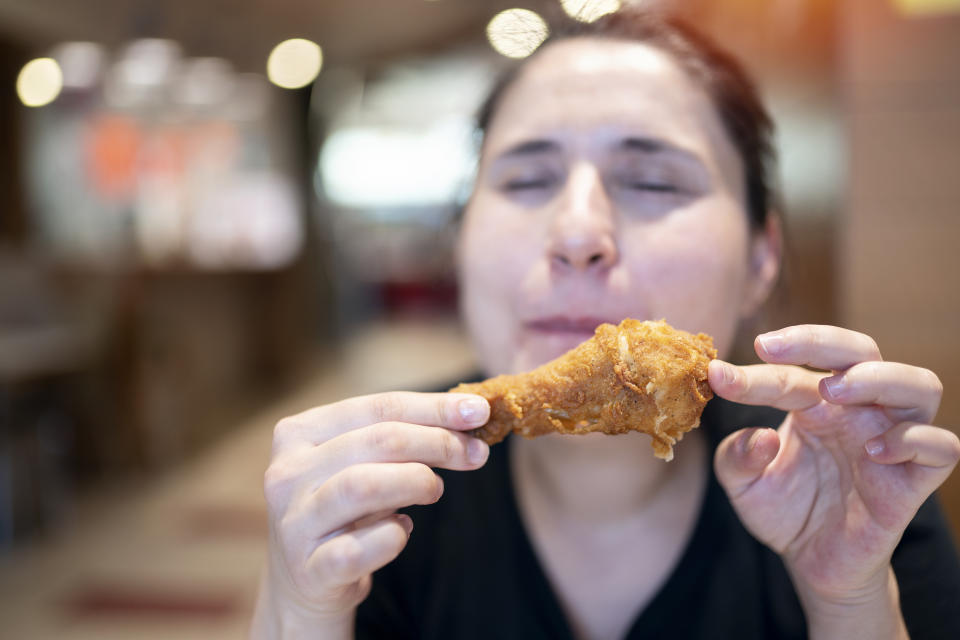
(369, 424, 409, 458)
(370, 393, 404, 424)
(276, 514, 301, 554)
(390, 520, 411, 550)
(943, 429, 960, 460)
(920, 368, 944, 398)
(435, 397, 452, 427)
(324, 535, 365, 582)
(727, 366, 747, 395)
(272, 417, 296, 449)
(860, 360, 882, 387)
(774, 367, 792, 394)
(385, 526, 411, 562)
(338, 469, 378, 505)
(263, 463, 293, 506)
(798, 325, 819, 348)
(737, 376, 751, 397)
(415, 465, 442, 501)
(437, 431, 458, 462)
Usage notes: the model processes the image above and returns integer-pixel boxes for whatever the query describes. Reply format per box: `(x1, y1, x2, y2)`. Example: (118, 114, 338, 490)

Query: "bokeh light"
(267, 38, 323, 89)
(175, 57, 235, 108)
(51, 42, 106, 90)
(16, 58, 63, 107)
(560, 0, 621, 23)
(486, 9, 549, 59)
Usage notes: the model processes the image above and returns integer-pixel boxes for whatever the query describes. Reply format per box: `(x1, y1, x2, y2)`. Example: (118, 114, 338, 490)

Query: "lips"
(516, 316, 623, 370)
(525, 316, 616, 334)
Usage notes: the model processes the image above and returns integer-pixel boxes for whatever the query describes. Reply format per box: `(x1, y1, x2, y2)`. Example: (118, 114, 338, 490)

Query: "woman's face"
(459, 38, 777, 375)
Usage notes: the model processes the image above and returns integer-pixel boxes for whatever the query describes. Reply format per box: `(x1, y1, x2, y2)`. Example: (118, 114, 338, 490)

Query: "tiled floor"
(0, 317, 476, 639)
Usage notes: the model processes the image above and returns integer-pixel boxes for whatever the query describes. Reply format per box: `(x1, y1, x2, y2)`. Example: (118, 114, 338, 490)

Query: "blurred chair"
(0, 250, 92, 547)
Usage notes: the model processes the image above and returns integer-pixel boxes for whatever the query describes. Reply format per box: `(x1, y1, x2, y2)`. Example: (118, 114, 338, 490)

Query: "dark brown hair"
(476, 9, 777, 229)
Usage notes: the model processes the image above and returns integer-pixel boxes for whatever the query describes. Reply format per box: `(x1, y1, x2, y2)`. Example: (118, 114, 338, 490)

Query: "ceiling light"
(267, 38, 323, 89)
(17, 58, 63, 107)
(486, 9, 549, 59)
(560, 0, 621, 23)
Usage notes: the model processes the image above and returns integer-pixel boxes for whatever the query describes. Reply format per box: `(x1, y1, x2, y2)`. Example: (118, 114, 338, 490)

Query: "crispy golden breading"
(450, 319, 716, 461)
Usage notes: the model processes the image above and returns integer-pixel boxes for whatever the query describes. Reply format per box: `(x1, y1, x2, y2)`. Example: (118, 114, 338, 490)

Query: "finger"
(755, 325, 882, 371)
(709, 360, 825, 411)
(353, 508, 400, 530)
(865, 422, 960, 470)
(310, 463, 443, 539)
(713, 427, 781, 499)
(281, 422, 490, 485)
(274, 391, 491, 449)
(819, 362, 943, 423)
(328, 422, 489, 471)
(307, 514, 413, 590)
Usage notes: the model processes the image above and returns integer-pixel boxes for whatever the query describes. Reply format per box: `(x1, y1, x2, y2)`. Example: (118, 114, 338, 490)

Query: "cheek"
(624, 202, 751, 353)
(458, 198, 540, 372)
(460, 202, 536, 300)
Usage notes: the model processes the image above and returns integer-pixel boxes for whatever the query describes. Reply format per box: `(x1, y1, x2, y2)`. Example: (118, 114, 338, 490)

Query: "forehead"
(485, 38, 736, 167)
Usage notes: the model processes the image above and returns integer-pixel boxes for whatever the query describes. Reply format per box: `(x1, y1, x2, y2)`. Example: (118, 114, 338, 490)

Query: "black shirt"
(356, 398, 960, 639)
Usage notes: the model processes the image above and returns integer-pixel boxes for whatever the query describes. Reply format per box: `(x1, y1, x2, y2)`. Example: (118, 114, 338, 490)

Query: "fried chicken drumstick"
(450, 319, 716, 461)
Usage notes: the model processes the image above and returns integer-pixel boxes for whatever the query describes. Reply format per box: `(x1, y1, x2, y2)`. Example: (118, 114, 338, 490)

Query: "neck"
(511, 429, 707, 525)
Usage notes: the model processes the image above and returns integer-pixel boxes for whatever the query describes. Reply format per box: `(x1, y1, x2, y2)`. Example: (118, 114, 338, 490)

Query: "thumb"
(714, 427, 780, 499)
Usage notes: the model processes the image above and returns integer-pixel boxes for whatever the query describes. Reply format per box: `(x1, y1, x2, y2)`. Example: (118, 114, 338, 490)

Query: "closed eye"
(504, 177, 555, 191)
(626, 182, 679, 193)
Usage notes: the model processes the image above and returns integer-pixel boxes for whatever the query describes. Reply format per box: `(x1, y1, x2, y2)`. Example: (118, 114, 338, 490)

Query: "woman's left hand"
(708, 325, 960, 618)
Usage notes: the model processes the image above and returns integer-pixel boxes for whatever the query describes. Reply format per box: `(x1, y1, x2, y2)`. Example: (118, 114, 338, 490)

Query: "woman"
(251, 10, 960, 640)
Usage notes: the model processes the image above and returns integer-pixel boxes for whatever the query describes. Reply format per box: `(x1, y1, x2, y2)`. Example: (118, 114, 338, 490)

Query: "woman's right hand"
(252, 391, 491, 638)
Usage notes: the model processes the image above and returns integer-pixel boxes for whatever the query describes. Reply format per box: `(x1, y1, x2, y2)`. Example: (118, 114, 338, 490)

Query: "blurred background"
(0, 0, 957, 637)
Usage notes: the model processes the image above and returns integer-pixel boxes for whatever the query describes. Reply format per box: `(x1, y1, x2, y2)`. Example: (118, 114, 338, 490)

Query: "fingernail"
(865, 437, 885, 458)
(458, 397, 489, 426)
(467, 438, 489, 465)
(434, 475, 445, 501)
(758, 333, 784, 355)
(823, 375, 846, 398)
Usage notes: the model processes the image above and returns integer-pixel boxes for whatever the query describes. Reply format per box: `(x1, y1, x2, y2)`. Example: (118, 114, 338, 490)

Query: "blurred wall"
(671, 0, 843, 366)
(839, 0, 960, 532)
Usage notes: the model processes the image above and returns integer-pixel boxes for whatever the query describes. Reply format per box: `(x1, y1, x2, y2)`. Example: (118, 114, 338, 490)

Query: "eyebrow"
(495, 135, 690, 164)
(620, 136, 668, 153)
(499, 139, 561, 158)
(501, 136, 672, 156)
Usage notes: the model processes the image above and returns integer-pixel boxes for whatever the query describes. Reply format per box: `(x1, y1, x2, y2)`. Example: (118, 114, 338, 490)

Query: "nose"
(548, 164, 618, 273)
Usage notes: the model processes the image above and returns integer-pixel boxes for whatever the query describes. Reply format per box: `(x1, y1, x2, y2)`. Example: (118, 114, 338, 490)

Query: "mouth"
(514, 316, 625, 370)
(524, 316, 616, 335)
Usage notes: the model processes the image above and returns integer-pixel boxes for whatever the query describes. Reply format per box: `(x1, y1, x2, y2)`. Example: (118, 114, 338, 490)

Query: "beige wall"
(840, 1, 960, 532)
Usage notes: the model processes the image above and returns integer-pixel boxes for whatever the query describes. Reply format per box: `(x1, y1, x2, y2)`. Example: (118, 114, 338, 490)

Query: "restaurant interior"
(0, 0, 958, 637)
